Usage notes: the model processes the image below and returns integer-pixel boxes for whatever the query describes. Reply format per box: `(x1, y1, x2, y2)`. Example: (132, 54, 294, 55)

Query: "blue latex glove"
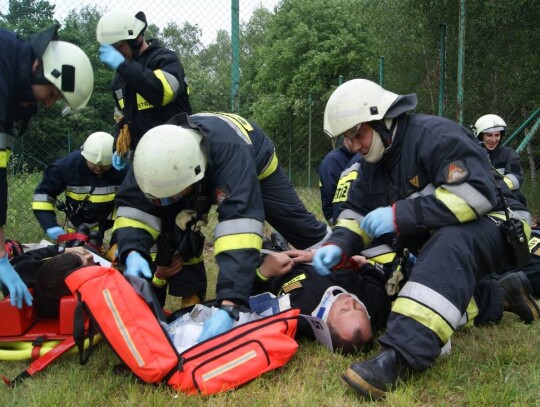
(312, 245, 342, 276)
(407, 253, 417, 265)
(197, 309, 234, 343)
(99, 44, 125, 70)
(125, 251, 152, 278)
(0, 255, 33, 308)
(46, 226, 66, 241)
(112, 152, 128, 171)
(360, 207, 395, 238)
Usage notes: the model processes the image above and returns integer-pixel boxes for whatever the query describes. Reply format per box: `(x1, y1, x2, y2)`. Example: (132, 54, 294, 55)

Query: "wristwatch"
(219, 304, 240, 321)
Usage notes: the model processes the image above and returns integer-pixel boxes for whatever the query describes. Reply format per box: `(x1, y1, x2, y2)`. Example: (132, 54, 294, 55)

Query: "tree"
(0, 0, 56, 36)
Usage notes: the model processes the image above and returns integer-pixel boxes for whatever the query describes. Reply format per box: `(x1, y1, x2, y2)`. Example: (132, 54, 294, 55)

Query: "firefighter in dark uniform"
(32, 132, 129, 242)
(112, 112, 330, 342)
(473, 114, 529, 211)
(319, 138, 356, 225)
(96, 10, 192, 171)
(0, 25, 93, 309)
(330, 153, 362, 225)
(313, 79, 533, 400)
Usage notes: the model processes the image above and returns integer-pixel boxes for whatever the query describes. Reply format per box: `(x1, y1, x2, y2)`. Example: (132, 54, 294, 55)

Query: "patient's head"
(35, 248, 95, 317)
(326, 293, 373, 355)
(311, 286, 373, 355)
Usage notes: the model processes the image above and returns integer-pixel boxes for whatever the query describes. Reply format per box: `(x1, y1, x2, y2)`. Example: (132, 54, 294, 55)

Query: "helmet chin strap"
(363, 118, 398, 163)
(369, 118, 397, 148)
(127, 37, 144, 59)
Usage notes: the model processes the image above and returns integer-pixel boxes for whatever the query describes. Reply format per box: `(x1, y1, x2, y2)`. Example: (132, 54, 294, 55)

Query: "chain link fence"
(3, 0, 539, 244)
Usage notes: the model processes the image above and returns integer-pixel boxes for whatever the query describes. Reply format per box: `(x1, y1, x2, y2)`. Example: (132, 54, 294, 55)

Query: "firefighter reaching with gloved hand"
(111, 112, 330, 342)
(96, 10, 192, 171)
(0, 24, 93, 309)
(32, 132, 129, 246)
(313, 78, 533, 400)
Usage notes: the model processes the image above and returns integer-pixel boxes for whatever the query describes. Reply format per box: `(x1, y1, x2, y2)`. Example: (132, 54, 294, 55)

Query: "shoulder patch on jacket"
(444, 161, 469, 184)
(215, 185, 230, 205)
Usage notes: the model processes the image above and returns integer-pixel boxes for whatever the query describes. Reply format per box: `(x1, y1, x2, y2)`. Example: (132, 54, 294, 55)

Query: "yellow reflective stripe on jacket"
(65, 191, 116, 203)
(434, 187, 477, 223)
(439, 183, 492, 215)
(0, 132, 14, 167)
(112, 216, 160, 240)
(367, 253, 396, 265)
(214, 218, 264, 255)
(184, 255, 204, 265)
(117, 206, 162, 232)
(333, 169, 358, 203)
(32, 202, 55, 211)
(258, 152, 278, 181)
(335, 218, 372, 248)
(32, 193, 55, 210)
(0, 150, 10, 167)
(155, 69, 180, 105)
(214, 233, 263, 255)
(503, 176, 514, 190)
(393, 281, 462, 343)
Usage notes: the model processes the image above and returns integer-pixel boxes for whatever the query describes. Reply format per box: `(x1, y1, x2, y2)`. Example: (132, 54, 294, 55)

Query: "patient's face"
(68, 247, 95, 266)
(327, 294, 372, 345)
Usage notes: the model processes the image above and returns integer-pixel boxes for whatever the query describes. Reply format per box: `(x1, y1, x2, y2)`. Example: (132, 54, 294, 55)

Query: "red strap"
(31, 337, 45, 360)
(56, 233, 89, 243)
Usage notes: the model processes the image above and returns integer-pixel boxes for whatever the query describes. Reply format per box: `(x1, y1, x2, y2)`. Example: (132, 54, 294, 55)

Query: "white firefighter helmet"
(324, 78, 417, 138)
(96, 10, 147, 45)
(473, 114, 507, 140)
(42, 41, 94, 110)
(81, 132, 114, 166)
(133, 125, 207, 204)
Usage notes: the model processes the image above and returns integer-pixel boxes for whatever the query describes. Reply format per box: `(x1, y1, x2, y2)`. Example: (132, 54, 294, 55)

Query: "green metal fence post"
(438, 23, 447, 117)
(456, 0, 466, 125)
(308, 92, 312, 188)
(231, 0, 240, 113)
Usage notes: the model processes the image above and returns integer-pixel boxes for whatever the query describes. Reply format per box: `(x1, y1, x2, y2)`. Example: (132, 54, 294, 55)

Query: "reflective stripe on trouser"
(378, 216, 507, 371)
(259, 166, 328, 249)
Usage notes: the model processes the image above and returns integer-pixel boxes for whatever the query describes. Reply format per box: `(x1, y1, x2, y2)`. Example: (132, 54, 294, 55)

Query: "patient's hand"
(259, 252, 294, 278)
(285, 249, 314, 264)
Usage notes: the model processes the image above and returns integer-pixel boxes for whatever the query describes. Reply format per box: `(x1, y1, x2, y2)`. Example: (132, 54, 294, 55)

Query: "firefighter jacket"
(330, 113, 509, 258)
(111, 39, 192, 151)
(252, 261, 391, 340)
(32, 150, 129, 233)
(113, 113, 280, 305)
(331, 153, 362, 224)
(486, 144, 527, 205)
(0, 29, 38, 225)
(318, 145, 355, 223)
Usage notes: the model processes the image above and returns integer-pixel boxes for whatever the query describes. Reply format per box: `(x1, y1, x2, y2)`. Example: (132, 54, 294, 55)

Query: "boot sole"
(342, 367, 386, 400)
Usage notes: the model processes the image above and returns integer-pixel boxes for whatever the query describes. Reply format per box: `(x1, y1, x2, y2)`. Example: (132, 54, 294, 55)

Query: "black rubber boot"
(342, 347, 413, 400)
(498, 271, 540, 324)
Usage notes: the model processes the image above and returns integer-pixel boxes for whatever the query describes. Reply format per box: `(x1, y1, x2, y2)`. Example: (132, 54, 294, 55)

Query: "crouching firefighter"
(32, 132, 130, 248)
(313, 78, 533, 400)
(111, 112, 330, 342)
